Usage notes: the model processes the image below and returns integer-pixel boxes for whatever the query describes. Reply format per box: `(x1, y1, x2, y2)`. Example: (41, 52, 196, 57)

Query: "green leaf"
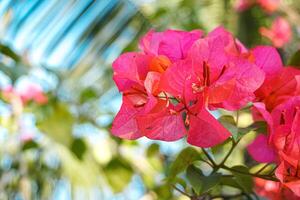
(219, 115, 238, 139)
(0, 44, 20, 62)
(37, 103, 74, 146)
(79, 87, 98, 103)
(288, 50, 300, 67)
(250, 121, 268, 134)
(168, 147, 201, 182)
(22, 140, 39, 151)
(153, 184, 173, 200)
(103, 158, 134, 193)
(146, 143, 162, 171)
(146, 143, 160, 157)
(70, 138, 87, 160)
(231, 165, 254, 193)
(186, 165, 221, 195)
(220, 176, 242, 189)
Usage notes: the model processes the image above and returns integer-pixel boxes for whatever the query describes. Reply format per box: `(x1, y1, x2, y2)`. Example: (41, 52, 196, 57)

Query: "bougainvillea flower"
(139, 29, 203, 62)
(255, 178, 299, 200)
(1, 85, 18, 101)
(251, 46, 283, 78)
(271, 97, 300, 195)
(249, 97, 300, 196)
(249, 97, 300, 162)
(276, 161, 300, 197)
(17, 82, 48, 105)
(234, 0, 255, 12)
(1, 83, 48, 105)
(248, 134, 277, 163)
(255, 67, 300, 111)
(112, 27, 273, 148)
(257, 0, 280, 13)
(260, 17, 292, 48)
(160, 27, 265, 147)
(234, 0, 280, 13)
(112, 29, 202, 141)
(248, 102, 277, 163)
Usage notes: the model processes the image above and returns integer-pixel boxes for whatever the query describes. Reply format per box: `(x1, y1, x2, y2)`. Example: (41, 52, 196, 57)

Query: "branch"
(201, 148, 217, 167)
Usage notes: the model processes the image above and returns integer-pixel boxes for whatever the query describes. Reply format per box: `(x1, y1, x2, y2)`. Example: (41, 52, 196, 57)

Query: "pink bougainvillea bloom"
(1, 85, 17, 100)
(160, 27, 265, 147)
(234, 0, 255, 12)
(139, 29, 203, 62)
(255, 67, 300, 111)
(18, 82, 48, 105)
(257, 0, 280, 13)
(2, 83, 48, 105)
(260, 17, 292, 48)
(271, 97, 300, 196)
(251, 46, 283, 78)
(112, 27, 269, 148)
(112, 29, 202, 141)
(255, 178, 299, 200)
(248, 134, 277, 163)
(249, 97, 300, 197)
(234, 0, 280, 13)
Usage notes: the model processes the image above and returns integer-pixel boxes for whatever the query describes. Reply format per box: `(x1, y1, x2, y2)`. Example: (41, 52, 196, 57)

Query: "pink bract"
(112, 26, 277, 149)
(260, 17, 292, 48)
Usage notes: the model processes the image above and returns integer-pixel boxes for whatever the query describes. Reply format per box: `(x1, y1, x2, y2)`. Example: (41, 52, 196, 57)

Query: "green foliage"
(251, 121, 268, 134)
(79, 87, 98, 103)
(70, 138, 87, 160)
(231, 165, 254, 193)
(22, 140, 39, 151)
(146, 143, 162, 171)
(0, 44, 20, 62)
(186, 165, 221, 195)
(288, 50, 300, 67)
(103, 158, 134, 193)
(168, 147, 201, 182)
(37, 102, 74, 146)
(219, 115, 238, 139)
(219, 115, 252, 141)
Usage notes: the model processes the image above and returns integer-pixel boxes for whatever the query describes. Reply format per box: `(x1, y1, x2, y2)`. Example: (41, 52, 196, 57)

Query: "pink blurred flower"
(18, 82, 48, 105)
(1, 83, 48, 105)
(234, 0, 280, 13)
(234, 0, 255, 12)
(257, 0, 280, 13)
(20, 132, 34, 142)
(260, 17, 292, 48)
(255, 178, 299, 200)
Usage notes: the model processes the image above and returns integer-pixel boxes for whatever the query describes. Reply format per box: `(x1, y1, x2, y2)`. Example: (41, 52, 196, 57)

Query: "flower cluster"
(234, 0, 281, 13)
(1, 82, 48, 106)
(112, 26, 275, 148)
(247, 64, 300, 197)
(260, 17, 292, 48)
(112, 26, 300, 198)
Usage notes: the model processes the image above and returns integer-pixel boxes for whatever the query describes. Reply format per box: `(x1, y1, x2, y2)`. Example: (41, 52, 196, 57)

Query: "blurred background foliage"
(0, 0, 299, 200)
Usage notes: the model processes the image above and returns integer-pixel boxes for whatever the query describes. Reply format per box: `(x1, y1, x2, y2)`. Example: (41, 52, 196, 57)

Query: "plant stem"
(220, 164, 279, 182)
(211, 192, 245, 199)
(268, 165, 278, 176)
(255, 163, 270, 175)
(172, 185, 192, 198)
(221, 139, 239, 166)
(211, 138, 240, 173)
(236, 110, 240, 127)
(201, 148, 216, 167)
